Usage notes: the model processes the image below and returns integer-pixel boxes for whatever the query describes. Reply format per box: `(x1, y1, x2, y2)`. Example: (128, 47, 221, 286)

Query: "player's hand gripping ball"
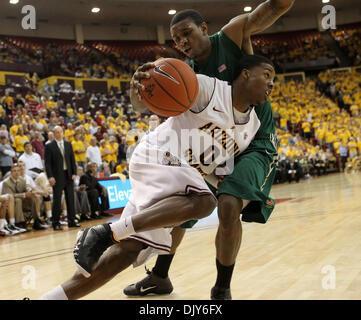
(140, 58, 199, 117)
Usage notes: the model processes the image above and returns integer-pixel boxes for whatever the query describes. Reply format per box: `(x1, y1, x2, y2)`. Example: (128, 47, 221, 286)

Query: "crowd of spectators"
(1, 36, 166, 79)
(272, 70, 361, 184)
(0, 77, 162, 235)
(255, 35, 334, 68)
(2, 25, 356, 81)
(331, 25, 361, 66)
(0, 40, 40, 65)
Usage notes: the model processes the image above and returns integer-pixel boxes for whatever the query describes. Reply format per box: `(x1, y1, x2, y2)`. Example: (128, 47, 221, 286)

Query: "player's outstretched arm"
(129, 62, 155, 113)
(222, 0, 295, 47)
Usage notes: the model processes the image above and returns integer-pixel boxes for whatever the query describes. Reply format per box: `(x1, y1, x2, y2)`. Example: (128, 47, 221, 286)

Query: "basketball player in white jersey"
(39, 55, 275, 300)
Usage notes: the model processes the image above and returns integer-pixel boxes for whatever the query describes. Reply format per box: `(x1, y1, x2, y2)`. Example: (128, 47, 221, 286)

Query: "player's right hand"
(130, 62, 155, 100)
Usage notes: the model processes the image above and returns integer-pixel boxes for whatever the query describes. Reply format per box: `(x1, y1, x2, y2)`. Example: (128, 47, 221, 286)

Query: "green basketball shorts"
(179, 149, 277, 228)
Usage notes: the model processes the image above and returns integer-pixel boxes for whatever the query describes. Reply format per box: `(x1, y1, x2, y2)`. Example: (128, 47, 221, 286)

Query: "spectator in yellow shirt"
(119, 115, 130, 132)
(280, 117, 288, 131)
(66, 103, 74, 119)
(357, 138, 361, 155)
(38, 109, 48, 127)
(301, 121, 311, 139)
(72, 132, 87, 169)
(64, 123, 75, 142)
(9, 117, 21, 141)
(333, 138, 342, 155)
(84, 128, 92, 145)
(46, 97, 57, 111)
(77, 108, 85, 122)
(348, 137, 358, 158)
(13, 126, 29, 154)
(109, 136, 119, 163)
(325, 129, 336, 150)
(1, 92, 14, 110)
(134, 117, 149, 132)
(116, 159, 129, 178)
(99, 139, 112, 163)
(338, 128, 351, 145)
(102, 133, 111, 149)
(350, 104, 359, 116)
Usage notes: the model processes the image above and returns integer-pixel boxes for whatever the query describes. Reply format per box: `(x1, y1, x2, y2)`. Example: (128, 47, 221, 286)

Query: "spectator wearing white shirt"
(18, 142, 43, 179)
(18, 161, 52, 223)
(89, 121, 98, 135)
(86, 137, 102, 170)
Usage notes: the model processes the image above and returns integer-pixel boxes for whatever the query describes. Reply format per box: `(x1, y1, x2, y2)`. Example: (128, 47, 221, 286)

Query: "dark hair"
(24, 141, 31, 148)
(234, 54, 274, 81)
(239, 54, 274, 73)
(170, 9, 204, 27)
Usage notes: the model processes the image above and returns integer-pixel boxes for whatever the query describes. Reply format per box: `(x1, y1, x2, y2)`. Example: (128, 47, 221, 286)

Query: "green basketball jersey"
(189, 30, 244, 82)
(189, 30, 277, 155)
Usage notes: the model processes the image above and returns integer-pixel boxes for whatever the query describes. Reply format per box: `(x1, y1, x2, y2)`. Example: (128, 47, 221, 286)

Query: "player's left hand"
(130, 62, 155, 100)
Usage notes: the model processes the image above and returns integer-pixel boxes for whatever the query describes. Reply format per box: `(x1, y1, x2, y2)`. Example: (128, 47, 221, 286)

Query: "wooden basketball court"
(1, 172, 361, 300)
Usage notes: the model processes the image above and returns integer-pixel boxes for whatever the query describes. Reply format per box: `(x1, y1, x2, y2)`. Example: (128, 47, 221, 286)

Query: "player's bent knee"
(217, 194, 243, 229)
(192, 194, 217, 219)
(117, 239, 145, 261)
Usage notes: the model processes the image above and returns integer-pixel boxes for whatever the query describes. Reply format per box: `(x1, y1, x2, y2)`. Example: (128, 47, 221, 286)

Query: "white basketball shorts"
(121, 139, 214, 267)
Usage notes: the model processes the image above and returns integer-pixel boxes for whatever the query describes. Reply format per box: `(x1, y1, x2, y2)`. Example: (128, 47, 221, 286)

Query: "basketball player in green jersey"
(126, 1, 294, 300)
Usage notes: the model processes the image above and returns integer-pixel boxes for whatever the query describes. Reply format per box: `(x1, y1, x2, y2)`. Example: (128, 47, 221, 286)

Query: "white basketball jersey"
(145, 74, 261, 176)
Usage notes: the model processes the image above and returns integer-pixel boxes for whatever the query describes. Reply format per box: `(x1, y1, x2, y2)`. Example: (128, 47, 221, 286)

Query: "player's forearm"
(270, 0, 295, 10)
(244, 0, 295, 35)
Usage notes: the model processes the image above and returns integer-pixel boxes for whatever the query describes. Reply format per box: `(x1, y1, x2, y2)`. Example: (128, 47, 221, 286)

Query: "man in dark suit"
(44, 126, 80, 230)
(79, 162, 111, 219)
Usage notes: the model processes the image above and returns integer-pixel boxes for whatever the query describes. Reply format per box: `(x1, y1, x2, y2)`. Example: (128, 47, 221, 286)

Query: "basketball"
(140, 58, 199, 117)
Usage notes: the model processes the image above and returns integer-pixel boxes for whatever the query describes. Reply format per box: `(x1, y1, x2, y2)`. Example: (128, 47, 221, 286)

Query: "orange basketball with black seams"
(140, 58, 199, 117)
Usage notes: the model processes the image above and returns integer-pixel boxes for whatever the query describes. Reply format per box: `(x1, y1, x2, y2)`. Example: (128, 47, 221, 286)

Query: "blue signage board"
(98, 178, 132, 210)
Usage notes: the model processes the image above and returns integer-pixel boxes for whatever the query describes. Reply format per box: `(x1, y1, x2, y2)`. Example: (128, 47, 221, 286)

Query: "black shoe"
(33, 219, 49, 230)
(123, 268, 173, 296)
(15, 222, 27, 229)
(80, 214, 92, 221)
(210, 286, 232, 300)
(53, 223, 63, 231)
(100, 211, 113, 217)
(73, 223, 116, 278)
(90, 213, 102, 220)
(68, 221, 81, 228)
